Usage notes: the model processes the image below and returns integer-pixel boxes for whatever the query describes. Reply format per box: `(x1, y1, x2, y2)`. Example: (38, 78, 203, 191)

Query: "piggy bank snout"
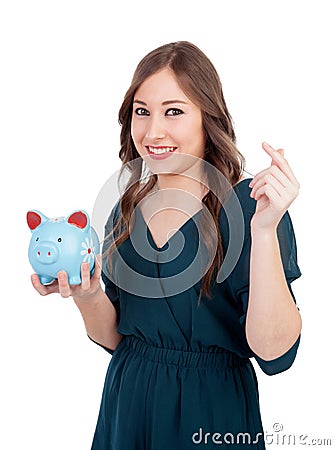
(33, 241, 59, 264)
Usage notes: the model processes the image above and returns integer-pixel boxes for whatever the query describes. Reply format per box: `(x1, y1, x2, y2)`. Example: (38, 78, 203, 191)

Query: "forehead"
(134, 68, 190, 103)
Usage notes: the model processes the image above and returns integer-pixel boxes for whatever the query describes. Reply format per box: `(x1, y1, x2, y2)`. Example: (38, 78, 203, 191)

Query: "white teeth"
(148, 146, 176, 154)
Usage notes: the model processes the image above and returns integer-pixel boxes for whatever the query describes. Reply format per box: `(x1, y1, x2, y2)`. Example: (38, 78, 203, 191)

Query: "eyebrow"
(133, 99, 189, 106)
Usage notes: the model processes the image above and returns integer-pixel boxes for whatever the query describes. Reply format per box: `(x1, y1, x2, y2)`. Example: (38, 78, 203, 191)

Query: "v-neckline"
(135, 177, 251, 251)
(136, 206, 203, 251)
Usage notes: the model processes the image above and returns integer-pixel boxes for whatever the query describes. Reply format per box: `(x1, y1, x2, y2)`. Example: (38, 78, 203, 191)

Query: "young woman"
(31, 41, 302, 449)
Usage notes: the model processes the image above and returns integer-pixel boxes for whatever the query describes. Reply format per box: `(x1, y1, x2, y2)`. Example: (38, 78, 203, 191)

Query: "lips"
(147, 146, 177, 154)
(145, 146, 177, 160)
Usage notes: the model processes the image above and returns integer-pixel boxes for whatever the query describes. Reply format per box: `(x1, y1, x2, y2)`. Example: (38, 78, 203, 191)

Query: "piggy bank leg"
(40, 275, 55, 285)
(68, 275, 82, 285)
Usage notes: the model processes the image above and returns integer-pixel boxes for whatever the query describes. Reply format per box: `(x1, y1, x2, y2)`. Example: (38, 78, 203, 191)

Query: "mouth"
(145, 146, 177, 160)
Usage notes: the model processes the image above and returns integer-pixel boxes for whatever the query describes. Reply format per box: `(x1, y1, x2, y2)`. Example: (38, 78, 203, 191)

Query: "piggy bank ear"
(27, 210, 48, 231)
(67, 210, 90, 229)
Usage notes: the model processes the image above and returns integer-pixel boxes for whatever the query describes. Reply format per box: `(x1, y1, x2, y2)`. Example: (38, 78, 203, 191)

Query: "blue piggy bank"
(27, 210, 100, 285)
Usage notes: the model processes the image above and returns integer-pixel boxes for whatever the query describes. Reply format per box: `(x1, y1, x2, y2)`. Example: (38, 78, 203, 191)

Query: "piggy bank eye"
(35, 237, 39, 242)
(58, 237, 62, 242)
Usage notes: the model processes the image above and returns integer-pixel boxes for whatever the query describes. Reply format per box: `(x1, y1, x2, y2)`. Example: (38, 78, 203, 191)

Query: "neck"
(156, 172, 209, 201)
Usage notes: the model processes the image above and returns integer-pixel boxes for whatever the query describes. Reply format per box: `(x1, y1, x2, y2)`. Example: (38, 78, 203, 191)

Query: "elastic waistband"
(119, 335, 249, 369)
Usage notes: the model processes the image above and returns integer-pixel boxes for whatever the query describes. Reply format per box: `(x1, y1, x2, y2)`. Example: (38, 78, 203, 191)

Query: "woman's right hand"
(31, 255, 103, 302)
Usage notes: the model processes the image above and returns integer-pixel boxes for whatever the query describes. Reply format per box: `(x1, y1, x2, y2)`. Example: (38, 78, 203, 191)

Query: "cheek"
(194, 118, 206, 150)
(180, 119, 205, 148)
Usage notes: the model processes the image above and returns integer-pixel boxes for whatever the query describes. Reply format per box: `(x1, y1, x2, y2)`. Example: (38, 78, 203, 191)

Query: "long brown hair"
(105, 41, 245, 304)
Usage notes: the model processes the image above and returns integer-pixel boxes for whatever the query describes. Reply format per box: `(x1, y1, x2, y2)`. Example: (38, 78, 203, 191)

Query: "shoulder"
(233, 176, 254, 203)
(230, 177, 295, 237)
(232, 177, 299, 254)
(232, 176, 257, 219)
(104, 199, 121, 233)
(218, 177, 256, 247)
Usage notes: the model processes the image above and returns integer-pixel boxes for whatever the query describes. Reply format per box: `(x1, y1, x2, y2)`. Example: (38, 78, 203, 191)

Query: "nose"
(145, 114, 166, 141)
(35, 241, 59, 264)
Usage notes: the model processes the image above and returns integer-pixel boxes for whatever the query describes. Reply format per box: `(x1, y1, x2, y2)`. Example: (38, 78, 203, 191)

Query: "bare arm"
(246, 142, 302, 361)
(31, 256, 124, 352)
(246, 227, 301, 360)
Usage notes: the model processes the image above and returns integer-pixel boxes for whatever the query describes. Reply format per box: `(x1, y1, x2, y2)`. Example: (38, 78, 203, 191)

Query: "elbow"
(110, 334, 125, 352)
(246, 312, 302, 361)
(87, 333, 125, 355)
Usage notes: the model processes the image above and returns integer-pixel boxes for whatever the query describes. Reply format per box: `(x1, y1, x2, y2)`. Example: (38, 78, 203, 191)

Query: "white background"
(1, 0, 334, 448)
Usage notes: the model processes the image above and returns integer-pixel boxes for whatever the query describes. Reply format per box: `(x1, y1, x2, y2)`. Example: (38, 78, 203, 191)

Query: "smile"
(146, 146, 177, 160)
(147, 146, 177, 154)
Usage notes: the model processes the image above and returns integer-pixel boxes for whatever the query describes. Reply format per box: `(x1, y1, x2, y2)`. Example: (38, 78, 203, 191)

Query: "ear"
(67, 210, 89, 230)
(27, 210, 48, 231)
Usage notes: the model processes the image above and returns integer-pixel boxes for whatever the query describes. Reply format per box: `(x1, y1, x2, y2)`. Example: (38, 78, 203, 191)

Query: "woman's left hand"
(249, 142, 300, 231)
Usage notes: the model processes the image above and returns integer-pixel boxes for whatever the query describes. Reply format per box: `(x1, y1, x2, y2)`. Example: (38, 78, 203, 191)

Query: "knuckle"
(82, 262, 90, 271)
(81, 284, 90, 293)
(272, 165, 280, 175)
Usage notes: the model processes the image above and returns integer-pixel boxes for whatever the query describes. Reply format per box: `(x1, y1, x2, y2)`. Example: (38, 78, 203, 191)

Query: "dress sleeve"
(231, 210, 302, 376)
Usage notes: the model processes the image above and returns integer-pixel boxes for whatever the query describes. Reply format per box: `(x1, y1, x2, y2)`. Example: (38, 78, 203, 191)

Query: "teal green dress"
(91, 178, 302, 449)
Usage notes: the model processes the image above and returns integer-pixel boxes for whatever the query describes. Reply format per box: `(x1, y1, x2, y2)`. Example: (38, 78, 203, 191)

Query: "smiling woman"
(91, 41, 301, 449)
(112, 42, 246, 304)
(31, 41, 302, 450)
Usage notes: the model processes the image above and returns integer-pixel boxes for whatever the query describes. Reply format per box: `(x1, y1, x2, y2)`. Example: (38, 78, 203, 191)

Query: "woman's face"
(131, 68, 206, 174)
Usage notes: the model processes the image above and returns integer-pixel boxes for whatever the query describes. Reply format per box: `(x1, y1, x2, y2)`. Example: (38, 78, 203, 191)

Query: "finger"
(251, 173, 286, 200)
(253, 183, 280, 204)
(262, 142, 285, 167)
(249, 165, 290, 190)
(57, 271, 72, 298)
(31, 274, 59, 296)
(261, 142, 298, 186)
(92, 254, 102, 281)
(80, 262, 91, 291)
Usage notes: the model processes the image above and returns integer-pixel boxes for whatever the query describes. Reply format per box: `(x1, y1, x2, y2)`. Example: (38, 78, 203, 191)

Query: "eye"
(134, 107, 150, 116)
(165, 108, 184, 116)
(58, 238, 62, 242)
(35, 237, 39, 242)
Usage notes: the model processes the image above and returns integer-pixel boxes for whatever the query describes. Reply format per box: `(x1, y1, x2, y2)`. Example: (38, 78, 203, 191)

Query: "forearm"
(246, 227, 302, 361)
(73, 288, 124, 351)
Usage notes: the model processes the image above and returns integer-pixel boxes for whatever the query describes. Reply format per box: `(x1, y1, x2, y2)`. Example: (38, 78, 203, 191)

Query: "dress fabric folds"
(91, 178, 302, 450)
